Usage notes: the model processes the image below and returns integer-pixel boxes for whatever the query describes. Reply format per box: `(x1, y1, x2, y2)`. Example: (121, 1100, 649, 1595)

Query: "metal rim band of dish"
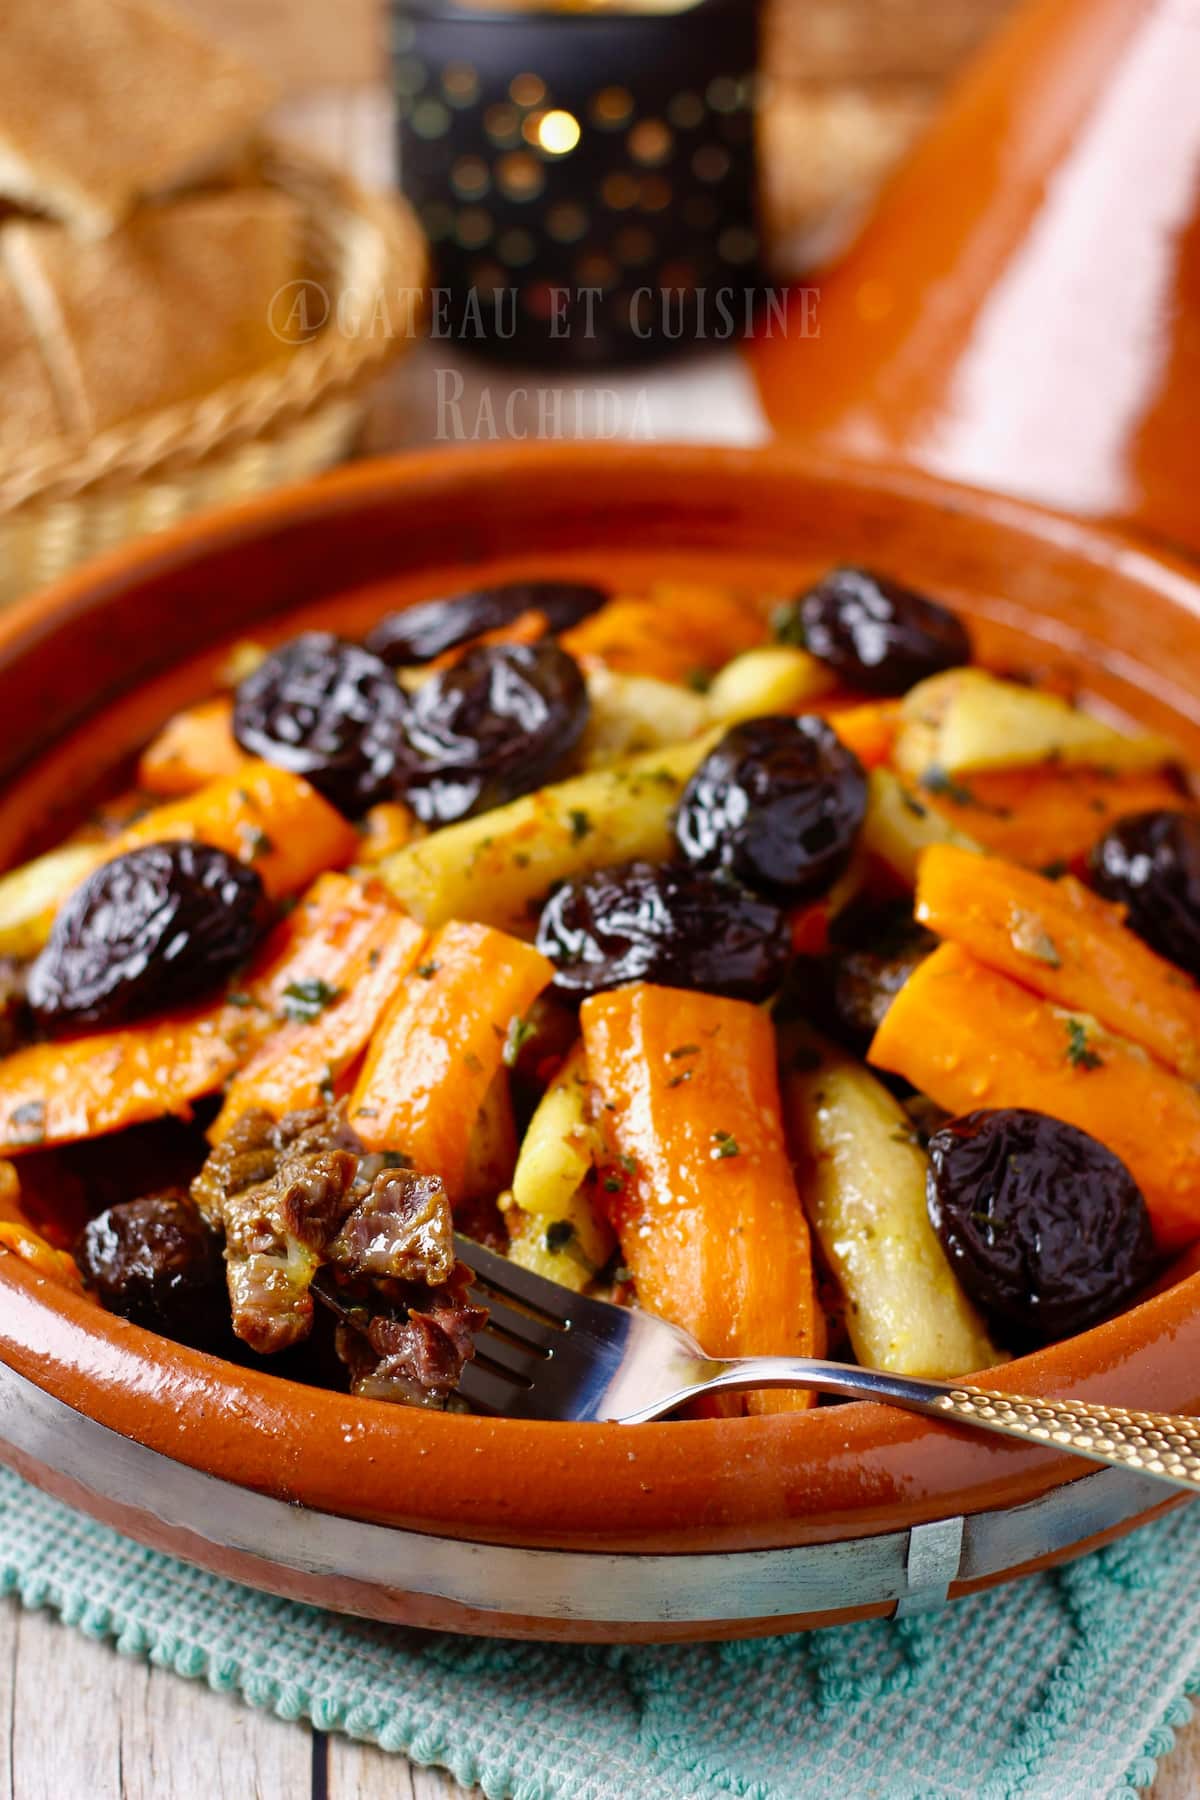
(0, 1358, 1173, 1624)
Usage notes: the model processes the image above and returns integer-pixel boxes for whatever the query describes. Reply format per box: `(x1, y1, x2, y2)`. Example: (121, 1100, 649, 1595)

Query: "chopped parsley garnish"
(567, 808, 592, 844)
(1064, 1017, 1103, 1070)
(463, 1050, 484, 1074)
(280, 978, 342, 1024)
(9, 1100, 45, 1144)
(416, 960, 440, 980)
(545, 1220, 576, 1252)
(770, 599, 806, 648)
(685, 668, 714, 694)
(226, 990, 255, 1009)
(502, 1014, 537, 1068)
(900, 791, 928, 820)
(710, 1129, 741, 1160)
(667, 1069, 693, 1088)
(603, 1174, 623, 1193)
(667, 1043, 700, 1060)
(238, 823, 274, 862)
(618, 1152, 639, 1174)
(919, 765, 977, 808)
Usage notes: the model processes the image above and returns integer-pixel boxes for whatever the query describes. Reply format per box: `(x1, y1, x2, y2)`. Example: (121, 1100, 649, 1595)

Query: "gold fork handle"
(930, 1385, 1200, 1492)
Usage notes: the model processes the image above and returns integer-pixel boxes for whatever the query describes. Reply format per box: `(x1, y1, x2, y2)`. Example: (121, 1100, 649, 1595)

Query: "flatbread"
(0, 189, 302, 437)
(0, 272, 70, 459)
(0, 0, 274, 235)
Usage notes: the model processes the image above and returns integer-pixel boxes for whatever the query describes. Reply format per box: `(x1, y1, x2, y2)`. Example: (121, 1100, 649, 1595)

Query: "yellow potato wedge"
(861, 768, 981, 888)
(0, 843, 98, 959)
(504, 1191, 615, 1293)
(781, 1030, 999, 1378)
(705, 644, 834, 722)
(895, 668, 1178, 780)
(381, 731, 721, 931)
(512, 1043, 598, 1219)
(581, 667, 710, 768)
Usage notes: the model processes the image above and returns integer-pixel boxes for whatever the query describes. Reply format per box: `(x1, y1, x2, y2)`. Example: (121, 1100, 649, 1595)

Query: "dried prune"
(28, 842, 265, 1033)
(927, 1108, 1156, 1348)
(785, 566, 971, 696)
(674, 715, 867, 902)
(232, 631, 406, 816)
(1088, 810, 1200, 979)
(76, 1192, 226, 1348)
(393, 640, 590, 825)
(797, 902, 936, 1053)
(536, 859, 790, 1001)
(366, 580, 607, 666)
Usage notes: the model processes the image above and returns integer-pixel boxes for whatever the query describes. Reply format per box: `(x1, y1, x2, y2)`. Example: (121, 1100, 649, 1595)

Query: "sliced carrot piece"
(916, 844, 1200, 1081)
(137, 697, 246, 796)
(211, 886, 427, 1139)
(0, 871, 384, 1154)
(916, 764, 1190, 869)
(424, 609, 550, 671)
(562, 586, 764, 684)
(111, 762, 358, 902)
(349, 921, 554, 1202)
(823, 700, 902, 770)
(868, 941, 1200, 1251)
(581, 982, 821, 1415)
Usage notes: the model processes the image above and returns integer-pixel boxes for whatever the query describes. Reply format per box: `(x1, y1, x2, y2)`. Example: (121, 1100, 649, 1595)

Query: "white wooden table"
(4, 5, 1193, 1793)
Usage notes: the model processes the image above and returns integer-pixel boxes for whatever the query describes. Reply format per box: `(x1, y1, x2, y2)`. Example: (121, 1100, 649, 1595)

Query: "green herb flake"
(545, 1220, 576, 1253)
(226, 990, 255, 1010)
(502, 1014, 537, 1068)
(685, 667, 714, 694)
(318, 1066, 336, 1105)
(238, 823, 274, 862)
(463, 1051, 484, 1074)
(603, 1174, 623, 1193)
(770, 600, 806, 648)
(667, 1043, 700, 1061)
(900, 791, 928, 820)
(9, 1099, 45, 1145)
(416, 960, 441, 980)
(667, 1069, 694, 1089)
(710, 1129, 741, 1160)
(567, 808, 592, 844)
(1064, 1017, 1104, 1070)
(919, 765, 977, 808)
(618, 1152, 639, 1174)
(280, 978, 343, 1024)
(1010, 911, 1062, 968)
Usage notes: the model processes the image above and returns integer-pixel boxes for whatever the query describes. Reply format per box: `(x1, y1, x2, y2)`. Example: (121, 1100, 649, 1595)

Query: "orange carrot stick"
(137, 698, 245, 796)
(868, 941, 1200, 1250)
(211, 886, 427, 1138)
(916, 844, 1200, 1080)
(562, 586, 764, 684)
(110, 762, 358, 902)
(0, 871, 388, 1154)
(823, 700, 902, 769)
(915, 764, 1190, 869)
(581, 982, 821, 1415)
(349, 921, 554, 1202)
(424, 609, 550, 671)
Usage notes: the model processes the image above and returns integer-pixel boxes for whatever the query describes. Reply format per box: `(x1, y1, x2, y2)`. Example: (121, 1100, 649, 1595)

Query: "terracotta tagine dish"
(751, 0, 1200, 561)
(0, 444, 1199, 1643)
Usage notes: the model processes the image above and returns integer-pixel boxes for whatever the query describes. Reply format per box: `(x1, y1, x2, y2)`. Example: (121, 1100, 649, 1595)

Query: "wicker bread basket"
(0, 140, 427, 607)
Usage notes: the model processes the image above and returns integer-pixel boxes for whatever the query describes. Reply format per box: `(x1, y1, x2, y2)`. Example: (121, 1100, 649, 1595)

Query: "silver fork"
(456, 1236, 1200, 1495)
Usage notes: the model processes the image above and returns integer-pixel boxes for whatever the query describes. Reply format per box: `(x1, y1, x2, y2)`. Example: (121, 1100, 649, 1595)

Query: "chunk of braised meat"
(392, 640, 591, 825)
(536, 859, 791, 1002)
(232, 631, 408, 818)
(28, 843, 265, 1034)
(1088, 810, 1200, 979)
(365, 581, 607, 667)
(330, 1167, 456, 1285)
(334, 1263, 486, 1408)
(0, 957, 30, 1057)
(674, 715, 867, 903)
(191, 1104, 364, 1354)
(780, 566, 971, 696)
(75, 1191, 226, 1349)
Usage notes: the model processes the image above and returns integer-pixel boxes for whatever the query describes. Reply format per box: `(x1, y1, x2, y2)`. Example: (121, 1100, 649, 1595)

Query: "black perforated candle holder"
(393, 0, 763, 366)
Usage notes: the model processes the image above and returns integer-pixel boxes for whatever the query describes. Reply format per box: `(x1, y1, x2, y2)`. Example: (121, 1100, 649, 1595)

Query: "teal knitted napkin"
(1, 1465, 1196, 1799)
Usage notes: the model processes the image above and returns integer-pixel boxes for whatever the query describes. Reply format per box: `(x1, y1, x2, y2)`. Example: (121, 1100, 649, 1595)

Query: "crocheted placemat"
(1, 1466, 1196, 1799)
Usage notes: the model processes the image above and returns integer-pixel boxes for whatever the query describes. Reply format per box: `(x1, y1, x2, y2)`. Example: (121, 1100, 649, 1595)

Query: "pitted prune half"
(536, 859, 790, 1001)
(1088, 810, 1200, 979)
(674, 715, 867, 903)
(76, 1192, 227, 1347)
(394, 640, 590, 825)
(233, 630, 407, 816)
(28, 842, 265, 1033)
(365, 581, 608, 666)
(786, 566, 971, 696)
(927, 1108, 1156, 1349)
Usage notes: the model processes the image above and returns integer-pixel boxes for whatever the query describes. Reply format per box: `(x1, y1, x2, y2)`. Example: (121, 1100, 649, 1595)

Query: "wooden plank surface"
(0, 6, 1189, 1797)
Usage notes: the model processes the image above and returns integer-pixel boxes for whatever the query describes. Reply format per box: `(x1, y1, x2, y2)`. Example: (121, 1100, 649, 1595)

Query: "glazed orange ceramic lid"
(751, 0, 1200, 560)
